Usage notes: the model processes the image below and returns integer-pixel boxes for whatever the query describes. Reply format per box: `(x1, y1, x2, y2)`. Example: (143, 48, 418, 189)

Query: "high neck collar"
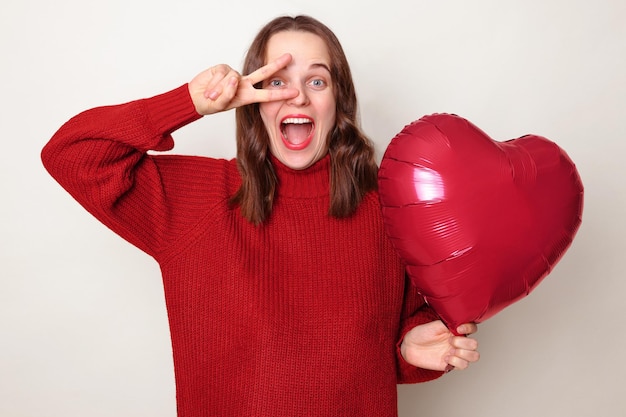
(271, 154, 331, 199)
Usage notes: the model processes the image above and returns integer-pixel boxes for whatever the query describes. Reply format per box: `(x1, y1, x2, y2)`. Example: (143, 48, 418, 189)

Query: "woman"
(42, 15, 479, 417)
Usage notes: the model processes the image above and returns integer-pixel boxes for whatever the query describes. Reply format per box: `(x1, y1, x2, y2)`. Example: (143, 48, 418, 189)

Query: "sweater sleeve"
(41, 85, 203, 257)
(396, 274, 446, 384)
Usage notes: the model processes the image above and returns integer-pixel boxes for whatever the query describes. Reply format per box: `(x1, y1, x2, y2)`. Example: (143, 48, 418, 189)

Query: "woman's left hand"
(401, 321, 480, 372)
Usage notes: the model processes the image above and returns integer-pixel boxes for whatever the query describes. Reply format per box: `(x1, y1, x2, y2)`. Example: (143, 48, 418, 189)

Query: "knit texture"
(41, 85, 443, 417)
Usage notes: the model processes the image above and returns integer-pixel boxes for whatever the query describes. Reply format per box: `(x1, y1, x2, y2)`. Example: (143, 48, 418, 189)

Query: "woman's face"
(260, 31, 336, 170)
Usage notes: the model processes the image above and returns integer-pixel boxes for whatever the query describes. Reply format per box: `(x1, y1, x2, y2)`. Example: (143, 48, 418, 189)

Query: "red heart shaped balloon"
(378, 114, 583, 334)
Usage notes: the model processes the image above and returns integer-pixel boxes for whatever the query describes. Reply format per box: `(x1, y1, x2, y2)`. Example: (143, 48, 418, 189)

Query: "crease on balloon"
(429, 246, 473, 266)
(382, 154, 435, 168)
(385, 200, 443, 208)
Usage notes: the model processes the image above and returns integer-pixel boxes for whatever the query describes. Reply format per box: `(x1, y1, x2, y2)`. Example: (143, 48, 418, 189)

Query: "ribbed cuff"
(397, 306, 445, 384)
(143, 84, 203, 143)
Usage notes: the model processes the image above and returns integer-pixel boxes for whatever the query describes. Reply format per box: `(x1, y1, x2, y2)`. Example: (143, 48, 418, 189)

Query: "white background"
(1, 0, 624, 416)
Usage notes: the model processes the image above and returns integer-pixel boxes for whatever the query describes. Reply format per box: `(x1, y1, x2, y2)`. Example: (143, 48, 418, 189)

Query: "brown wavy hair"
(231, 15, 378, 225)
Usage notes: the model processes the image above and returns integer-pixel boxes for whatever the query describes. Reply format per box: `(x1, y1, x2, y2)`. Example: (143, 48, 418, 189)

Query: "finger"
(233, 80, 298, 107)
(244, 53, 293, 86)
(445, 348, 480, 370)
(211, 76, 240, 108)
(456, 323, 478, 336)
(204, 65, 235, 100)
(445, 355, 471, 371)
(251, 87, 299, 104)
(452, 347, 480, 365)
(450, 335, 479, 351)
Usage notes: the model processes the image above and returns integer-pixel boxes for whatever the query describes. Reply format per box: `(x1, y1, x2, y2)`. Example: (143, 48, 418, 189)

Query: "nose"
(287, 84, 310, 106)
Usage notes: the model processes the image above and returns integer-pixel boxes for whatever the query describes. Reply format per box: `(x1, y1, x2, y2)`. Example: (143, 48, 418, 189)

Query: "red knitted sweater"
(41, 85, 443, 416)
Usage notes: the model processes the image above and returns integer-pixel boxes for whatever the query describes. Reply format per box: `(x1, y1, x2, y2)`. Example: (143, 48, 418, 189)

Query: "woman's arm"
(41, 85, 202, 256)
(42, 55, 299, 256)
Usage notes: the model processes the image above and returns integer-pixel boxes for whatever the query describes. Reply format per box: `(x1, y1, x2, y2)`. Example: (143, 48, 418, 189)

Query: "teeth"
(282, 117, 312, 124)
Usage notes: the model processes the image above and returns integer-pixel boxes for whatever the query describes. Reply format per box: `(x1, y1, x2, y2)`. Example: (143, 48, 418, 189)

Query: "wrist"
(147, 84, 204, 136)
(399, 338, 408, 362)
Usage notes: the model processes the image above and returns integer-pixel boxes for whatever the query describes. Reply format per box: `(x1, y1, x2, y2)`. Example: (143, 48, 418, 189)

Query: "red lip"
(280, 114, 315, 151)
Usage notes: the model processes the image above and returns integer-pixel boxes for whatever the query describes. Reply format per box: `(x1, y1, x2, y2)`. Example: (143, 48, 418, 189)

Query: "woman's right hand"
(188, 53, 299, 115)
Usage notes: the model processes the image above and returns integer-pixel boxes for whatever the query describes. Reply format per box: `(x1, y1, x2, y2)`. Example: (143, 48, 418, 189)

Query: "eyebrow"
(269, 61, 332, 78)
(310, 62, 331, 73)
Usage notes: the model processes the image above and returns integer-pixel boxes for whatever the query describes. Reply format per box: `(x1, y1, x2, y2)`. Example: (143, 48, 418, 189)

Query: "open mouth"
(280, 116, 315, 150)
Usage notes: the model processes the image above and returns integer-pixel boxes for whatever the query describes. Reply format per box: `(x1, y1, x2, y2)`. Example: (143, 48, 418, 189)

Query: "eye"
(267, 79, 285, 88)
(309, 78, 326, 89)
